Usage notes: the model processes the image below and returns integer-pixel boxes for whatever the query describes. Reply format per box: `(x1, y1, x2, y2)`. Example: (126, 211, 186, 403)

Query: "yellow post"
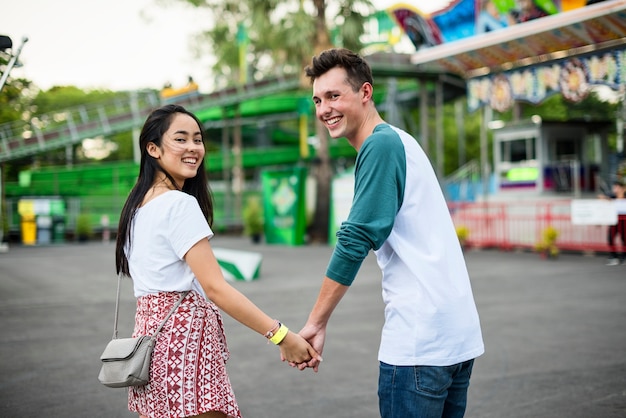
(297, 98, 310, 159)
(299, 114, 309, 159)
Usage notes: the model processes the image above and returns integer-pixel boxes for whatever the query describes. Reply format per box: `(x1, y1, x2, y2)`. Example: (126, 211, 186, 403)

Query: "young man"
(297, 48, 484, 417)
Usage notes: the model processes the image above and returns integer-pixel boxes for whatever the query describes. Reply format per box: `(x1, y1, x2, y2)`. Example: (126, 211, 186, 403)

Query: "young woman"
(115, 104, 319, 418)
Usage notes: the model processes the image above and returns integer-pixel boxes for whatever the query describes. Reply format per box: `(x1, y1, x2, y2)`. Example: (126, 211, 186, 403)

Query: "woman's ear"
(146, 142, 160, 159)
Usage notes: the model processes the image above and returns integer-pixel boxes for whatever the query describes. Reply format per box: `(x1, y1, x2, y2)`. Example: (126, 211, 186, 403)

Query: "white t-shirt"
(128, 190, 213, 298)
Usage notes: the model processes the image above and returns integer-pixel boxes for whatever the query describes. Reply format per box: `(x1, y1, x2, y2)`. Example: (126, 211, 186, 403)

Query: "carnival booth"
(389, 0, 626, 198)
(491, 117, 612, 196)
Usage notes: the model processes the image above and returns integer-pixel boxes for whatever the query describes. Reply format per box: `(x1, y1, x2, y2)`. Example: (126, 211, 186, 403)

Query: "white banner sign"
(571, 200, 618, 225)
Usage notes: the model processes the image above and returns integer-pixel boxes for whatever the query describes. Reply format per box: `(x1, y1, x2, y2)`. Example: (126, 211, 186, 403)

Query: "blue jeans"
(378, 359, 475, 418)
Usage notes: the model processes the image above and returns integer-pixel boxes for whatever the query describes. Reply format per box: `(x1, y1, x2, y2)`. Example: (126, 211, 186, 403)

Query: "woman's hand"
(277, 331, 322, 368)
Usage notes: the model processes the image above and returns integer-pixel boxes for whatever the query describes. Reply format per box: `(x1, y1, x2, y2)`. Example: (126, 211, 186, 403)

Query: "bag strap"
(112, 273, 189, 340)
(152, 290, 189, 336)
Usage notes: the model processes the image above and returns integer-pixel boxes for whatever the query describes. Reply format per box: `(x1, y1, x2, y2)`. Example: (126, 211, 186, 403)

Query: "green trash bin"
(52, 215, 66, 243)
(261, 167, 307, 246)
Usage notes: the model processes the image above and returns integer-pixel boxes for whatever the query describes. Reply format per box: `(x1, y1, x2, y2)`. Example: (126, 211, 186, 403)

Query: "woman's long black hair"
(115, 104, 213, 276)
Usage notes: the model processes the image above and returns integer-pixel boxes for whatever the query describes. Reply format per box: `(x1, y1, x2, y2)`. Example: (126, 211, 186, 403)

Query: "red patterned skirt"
(128, 290, 241, 418)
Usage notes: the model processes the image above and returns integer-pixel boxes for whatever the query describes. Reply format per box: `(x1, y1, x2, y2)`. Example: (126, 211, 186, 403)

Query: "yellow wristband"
(269, 324, 289, 345)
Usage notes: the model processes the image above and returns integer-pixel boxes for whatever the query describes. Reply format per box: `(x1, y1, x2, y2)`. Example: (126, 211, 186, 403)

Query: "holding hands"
(295, 322, 326, 372)
(277, 330, 323, 365)
(278, 322, 326, 372)
(267, 321, 322, 366)
(282, 276, 347, 372)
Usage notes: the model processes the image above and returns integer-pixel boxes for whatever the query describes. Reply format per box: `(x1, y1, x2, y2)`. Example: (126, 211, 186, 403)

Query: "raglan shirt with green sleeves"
(326, 124, 405, 285)
(326, 123, 484, 367)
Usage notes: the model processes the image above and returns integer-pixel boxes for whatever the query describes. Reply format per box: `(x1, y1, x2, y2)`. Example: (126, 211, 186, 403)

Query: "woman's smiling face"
(151, 113, 205, 188)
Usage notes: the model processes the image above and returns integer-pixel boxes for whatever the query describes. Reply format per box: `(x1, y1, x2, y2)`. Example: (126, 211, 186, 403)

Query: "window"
(501, 137, 536, 163)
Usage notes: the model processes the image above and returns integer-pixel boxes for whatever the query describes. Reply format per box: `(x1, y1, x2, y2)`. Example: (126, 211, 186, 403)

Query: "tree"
(174, 0, 372, 87)
(0, 46, 36, 243)
(520, 90, 619, 124)
(0, 77, 33, 124)
(170, 0, 373, 242)
(0, 43, 34, 126)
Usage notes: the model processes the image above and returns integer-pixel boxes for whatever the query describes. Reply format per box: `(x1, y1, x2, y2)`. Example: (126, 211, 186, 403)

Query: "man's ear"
(361, 82, 374, 102)
(146, 142, 160, 159)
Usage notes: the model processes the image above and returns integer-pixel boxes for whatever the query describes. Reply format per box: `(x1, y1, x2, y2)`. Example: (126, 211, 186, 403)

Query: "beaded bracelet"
(264, 320, 280, 339)
(269, 323, 289, 345)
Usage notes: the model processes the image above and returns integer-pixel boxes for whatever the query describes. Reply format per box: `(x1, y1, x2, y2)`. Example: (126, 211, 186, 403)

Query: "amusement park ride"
(1, 0, 626, 249)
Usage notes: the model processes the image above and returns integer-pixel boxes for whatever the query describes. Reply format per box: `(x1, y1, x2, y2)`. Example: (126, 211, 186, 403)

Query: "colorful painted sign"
(387, 0, 607, 49)
(467, 47, 626, 111)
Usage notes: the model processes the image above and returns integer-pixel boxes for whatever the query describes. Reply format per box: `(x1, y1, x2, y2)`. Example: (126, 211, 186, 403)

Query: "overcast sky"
(1, 0, 447, 92)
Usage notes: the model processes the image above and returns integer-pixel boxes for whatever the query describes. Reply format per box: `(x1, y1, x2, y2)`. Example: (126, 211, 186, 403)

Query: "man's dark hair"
(304, 48, 373, 92)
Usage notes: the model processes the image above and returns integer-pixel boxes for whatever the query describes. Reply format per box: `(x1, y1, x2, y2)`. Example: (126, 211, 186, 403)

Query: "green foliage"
(75, 213, 94, 239)
(444, 102, 483, 175)
(456, 225, 470, 245)
(31, 86, 122, 117)
(0, 78, 33, 123)
(0, 196, 8, 241)
(173, 0, 373, 88)
(242, 196, 264, 236)
(520, 91, 619, 123)
(1, 45, 35, 122)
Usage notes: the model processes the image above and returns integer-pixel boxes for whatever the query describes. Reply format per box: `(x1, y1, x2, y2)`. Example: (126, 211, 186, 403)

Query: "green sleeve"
(326, 128, 406, 286)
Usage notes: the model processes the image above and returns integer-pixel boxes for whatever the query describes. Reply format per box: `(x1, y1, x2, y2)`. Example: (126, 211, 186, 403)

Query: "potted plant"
(456, 225, 470, 249)
(75, 213, 93, 243)
(535, 226, 559, 259)
(242, 196, 264, 244)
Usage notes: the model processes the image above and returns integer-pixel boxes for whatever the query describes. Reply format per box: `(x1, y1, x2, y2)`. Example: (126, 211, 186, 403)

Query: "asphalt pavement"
(0, 236, 625, 417)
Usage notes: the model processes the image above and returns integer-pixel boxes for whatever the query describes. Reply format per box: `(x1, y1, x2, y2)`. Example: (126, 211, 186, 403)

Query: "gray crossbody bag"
(98, 274, 188, 388)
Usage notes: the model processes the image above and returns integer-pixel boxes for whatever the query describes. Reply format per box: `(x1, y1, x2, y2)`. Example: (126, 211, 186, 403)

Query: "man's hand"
(277, 330, 322, 366)
(294, 322, 326, 372)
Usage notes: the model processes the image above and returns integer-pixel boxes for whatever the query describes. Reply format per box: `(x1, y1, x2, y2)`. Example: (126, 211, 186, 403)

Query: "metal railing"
(0, 91, 159, 162)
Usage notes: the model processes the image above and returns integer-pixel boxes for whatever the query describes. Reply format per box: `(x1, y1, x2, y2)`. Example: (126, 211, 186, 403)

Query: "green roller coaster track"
(1, 61, 465, 238)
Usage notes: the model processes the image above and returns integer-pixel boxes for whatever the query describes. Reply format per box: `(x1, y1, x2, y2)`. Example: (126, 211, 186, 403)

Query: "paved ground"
(0, 236, 625, 418)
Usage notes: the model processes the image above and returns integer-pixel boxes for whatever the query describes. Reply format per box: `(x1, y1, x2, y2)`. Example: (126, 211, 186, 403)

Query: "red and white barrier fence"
(449, 199, 617, 254)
